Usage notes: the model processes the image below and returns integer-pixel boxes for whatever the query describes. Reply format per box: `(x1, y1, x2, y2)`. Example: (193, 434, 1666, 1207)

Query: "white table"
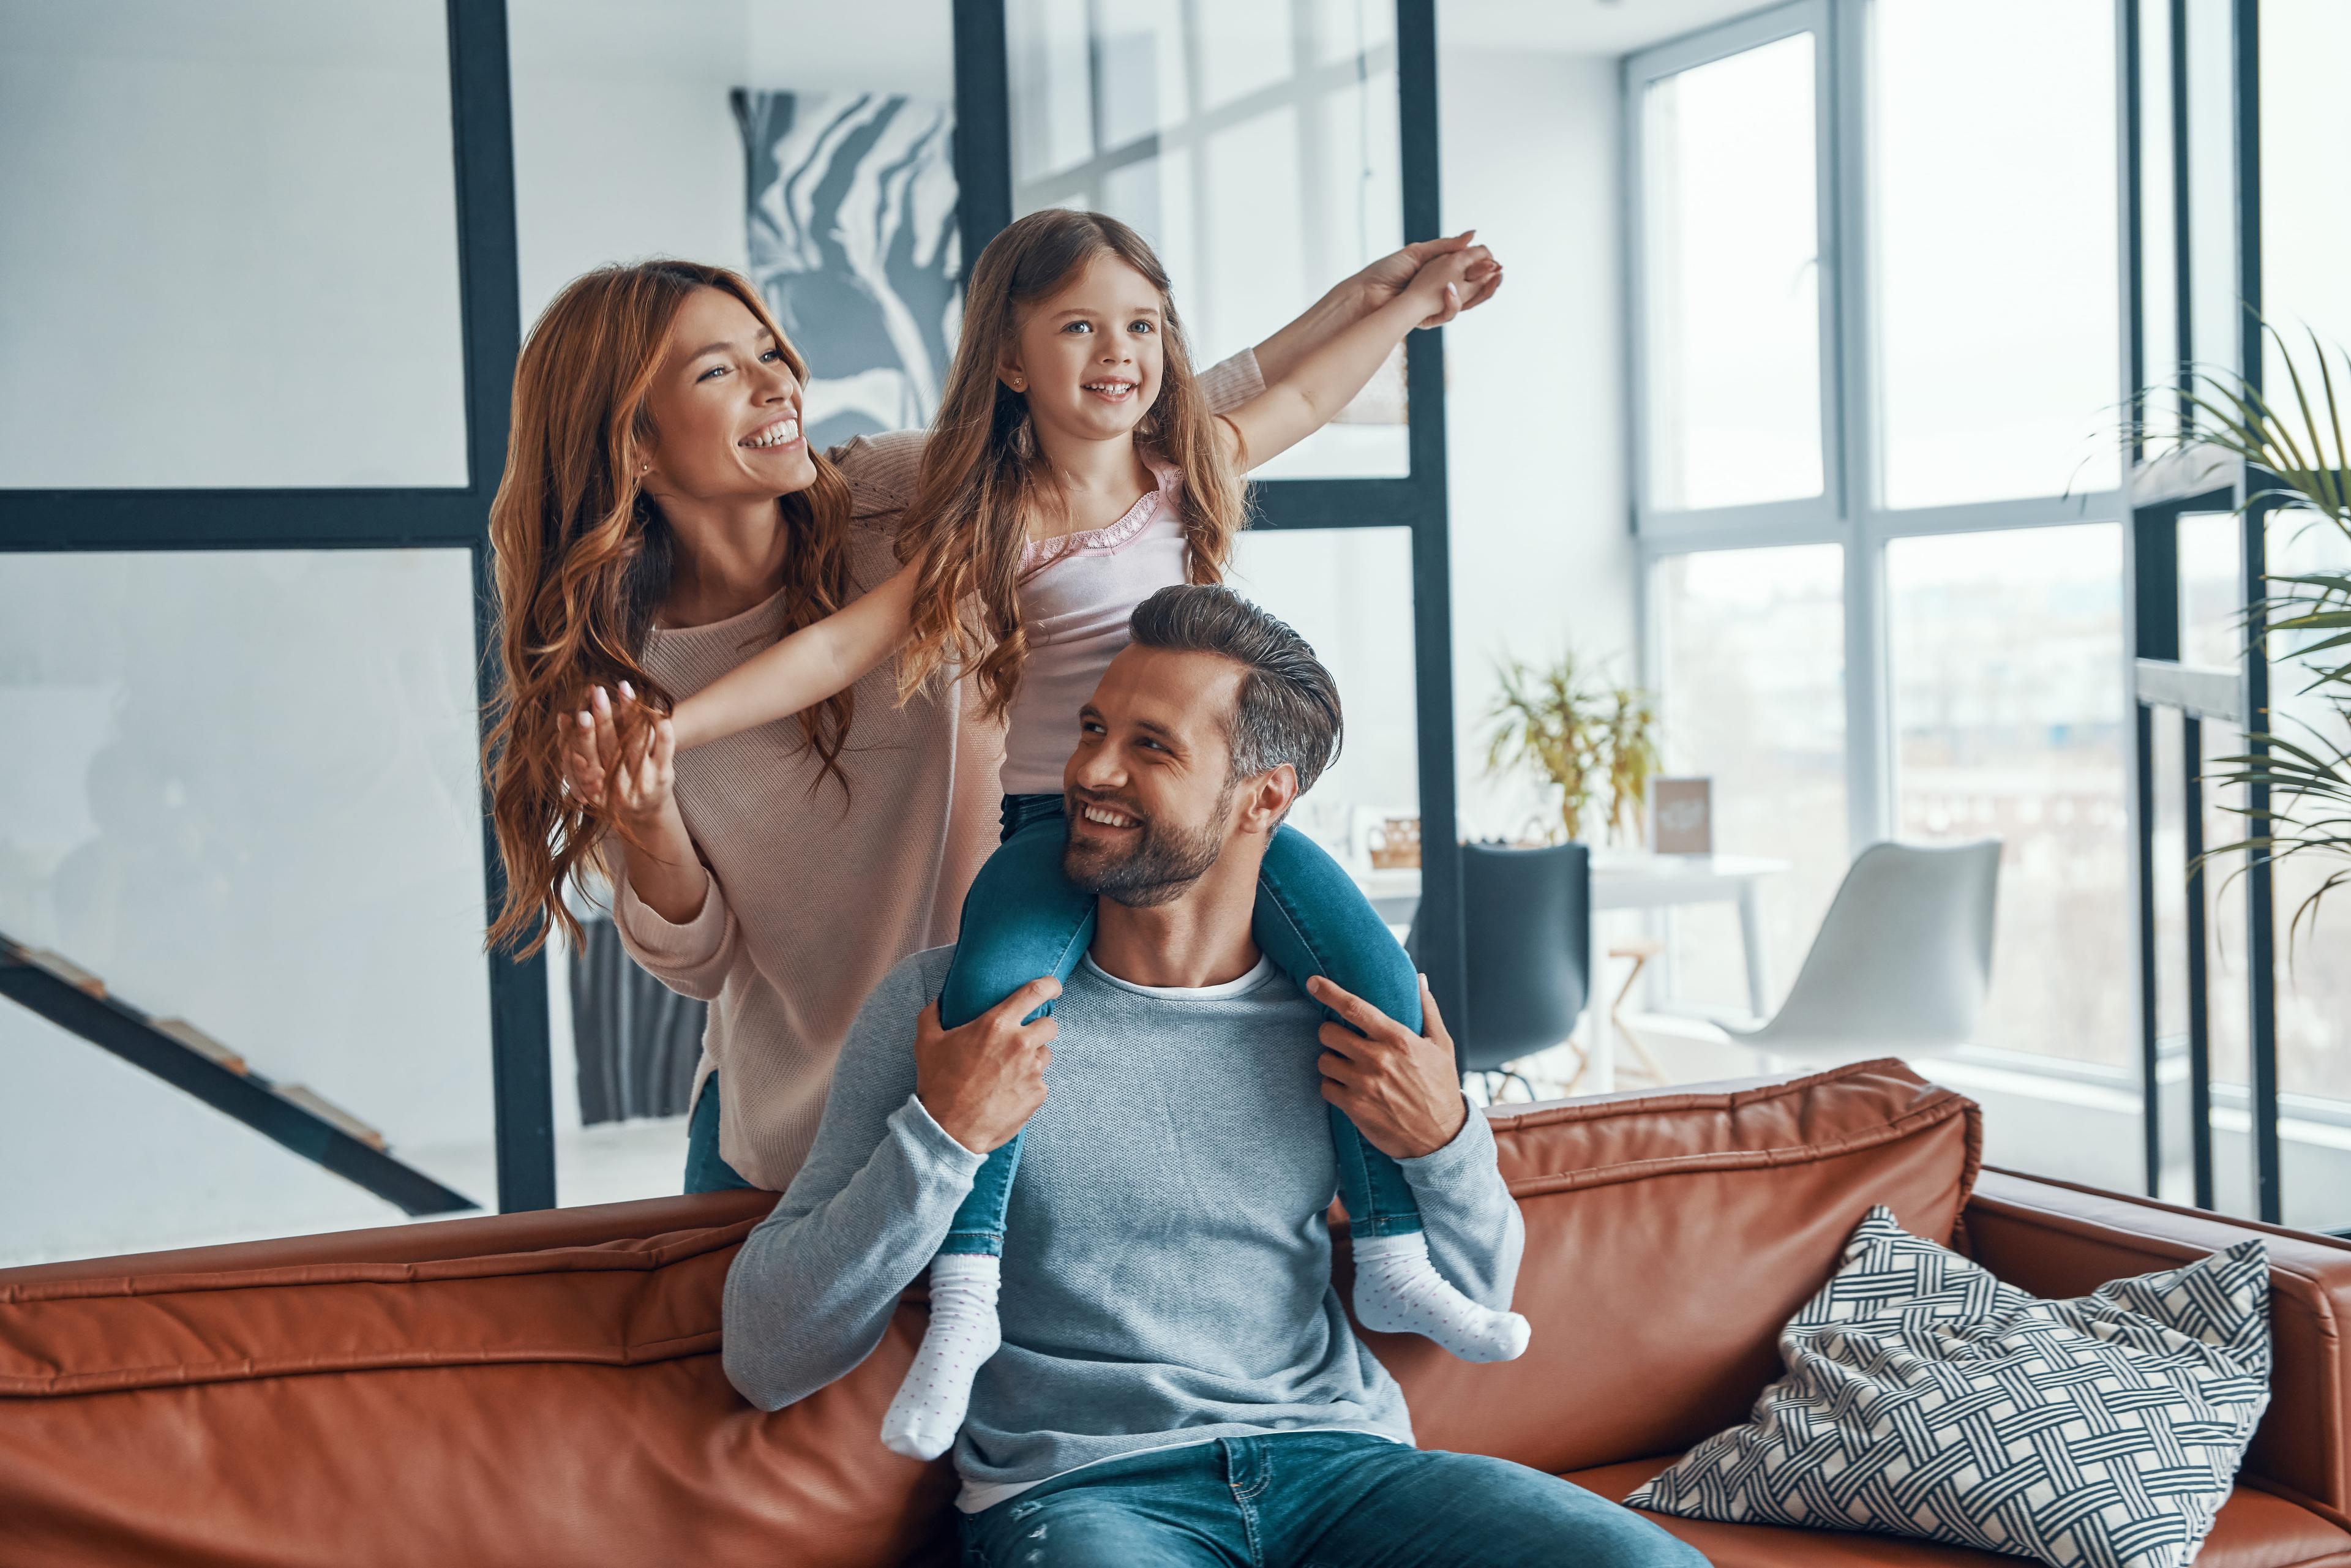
(1352, 852, 1791, 1093)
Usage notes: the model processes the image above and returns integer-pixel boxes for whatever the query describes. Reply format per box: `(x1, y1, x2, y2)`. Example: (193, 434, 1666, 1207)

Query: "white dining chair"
(1722, 839, 2001, 1068)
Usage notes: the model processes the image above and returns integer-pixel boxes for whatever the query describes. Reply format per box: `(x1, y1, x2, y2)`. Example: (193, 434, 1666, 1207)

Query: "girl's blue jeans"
(936, 792, 1427, 1256)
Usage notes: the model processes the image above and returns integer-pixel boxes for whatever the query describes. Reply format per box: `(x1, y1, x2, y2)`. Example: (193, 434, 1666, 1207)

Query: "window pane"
(509, 0, 958, 451)
(2263, 509, 2351, 1232)
(2148, 704, 2194, 1204)
(0, 0, 467, 489)
(1228, 527, 1419, 864)
(2178, 509, 2244, 669)
(1007, 0, 1408, 479)
(2137, 0, 2180, 446)
(1653, 545, 1847, 1015)
(1641, 34, 1824, 512)
(2260, 1, 2351, 403)
(1888, 525, 2132, 1079)
(0, 551, 490, 1264)
(2197, 715, 2257, 1218)
(2184, 0, 2238, 389)
(1874, 0, 2120, 507)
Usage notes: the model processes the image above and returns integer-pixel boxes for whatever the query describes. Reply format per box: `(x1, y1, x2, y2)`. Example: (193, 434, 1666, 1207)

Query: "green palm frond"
(2159, 326, 2351, 947)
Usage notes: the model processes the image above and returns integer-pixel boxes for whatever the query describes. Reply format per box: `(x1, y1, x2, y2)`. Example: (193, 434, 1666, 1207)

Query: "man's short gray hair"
(1127, 585, 1343, 795)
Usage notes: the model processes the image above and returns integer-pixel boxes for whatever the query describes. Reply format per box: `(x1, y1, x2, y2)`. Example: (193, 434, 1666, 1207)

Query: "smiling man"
(720, 586, 1703, 1568)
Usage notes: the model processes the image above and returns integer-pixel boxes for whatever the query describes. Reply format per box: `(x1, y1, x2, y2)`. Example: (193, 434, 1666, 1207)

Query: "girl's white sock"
(1350, 1231, 1531, 1364)
(879, 1253, 1002, 1460)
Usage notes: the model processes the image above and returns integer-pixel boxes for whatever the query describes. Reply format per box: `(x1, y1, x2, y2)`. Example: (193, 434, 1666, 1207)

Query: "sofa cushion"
(1624, 1207, 2272, 1568)
(1576, 1457, 2351, 1568)
(1371, 1059, 1982, 1477)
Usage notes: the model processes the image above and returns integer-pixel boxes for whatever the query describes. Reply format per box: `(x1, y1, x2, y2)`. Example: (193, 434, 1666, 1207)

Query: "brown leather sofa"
(3, 1059, 2346, 1567)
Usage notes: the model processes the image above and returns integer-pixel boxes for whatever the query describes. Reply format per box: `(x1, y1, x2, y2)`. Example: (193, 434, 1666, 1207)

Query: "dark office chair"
(1407, 841, 1591, 1081)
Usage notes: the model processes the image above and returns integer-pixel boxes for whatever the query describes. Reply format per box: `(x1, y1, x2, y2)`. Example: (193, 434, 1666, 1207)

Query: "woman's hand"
(1397, 246, 1488, 326)
(1353, 231, 1503, 329)
(1251, 232, 1503, 386)
(563, 681, 710, 924)
(561, 682, 678, 831)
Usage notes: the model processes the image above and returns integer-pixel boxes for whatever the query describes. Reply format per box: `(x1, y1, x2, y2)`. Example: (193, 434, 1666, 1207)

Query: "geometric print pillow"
(1626, 1206, 2270, 1568)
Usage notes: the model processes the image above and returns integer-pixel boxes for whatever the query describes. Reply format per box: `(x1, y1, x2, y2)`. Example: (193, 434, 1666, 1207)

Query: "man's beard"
(1061, 784, 1233, 907)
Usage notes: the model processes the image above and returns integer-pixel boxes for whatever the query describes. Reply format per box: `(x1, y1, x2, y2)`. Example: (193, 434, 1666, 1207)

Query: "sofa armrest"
(1963, 1166, 2351, 1531)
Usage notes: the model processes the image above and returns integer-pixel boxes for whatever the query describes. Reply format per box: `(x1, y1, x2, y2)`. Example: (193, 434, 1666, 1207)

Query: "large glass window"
(1638, 32, 1824, 513)
(0, 1, 467, 490)
(1005, 0, 1406, 478)
(1872, 0, 2119, 508)
(1886, 524, 2131, 1070)
(2260, 2, 2351, 416)
(0, 550, 492, 1264)
(1652, 544, 1848, 1015)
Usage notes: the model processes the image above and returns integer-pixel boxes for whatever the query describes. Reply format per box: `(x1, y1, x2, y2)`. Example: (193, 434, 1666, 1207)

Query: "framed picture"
(1652, 777, 1713, 857)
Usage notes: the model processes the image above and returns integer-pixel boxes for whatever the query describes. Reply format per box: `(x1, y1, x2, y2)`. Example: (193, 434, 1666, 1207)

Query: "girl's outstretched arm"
(669, 561, 920, 751)
(1220, 245, 1488, 473)
(1251, 231, 1501, 384)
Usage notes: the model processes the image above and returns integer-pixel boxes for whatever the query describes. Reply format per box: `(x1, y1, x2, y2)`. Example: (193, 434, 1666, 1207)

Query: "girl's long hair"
(483, 260, 857, 956)
(894, 210, 1250, 719)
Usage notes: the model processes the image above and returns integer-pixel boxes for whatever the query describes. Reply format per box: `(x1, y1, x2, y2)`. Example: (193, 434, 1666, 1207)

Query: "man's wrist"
(1400, 1093, 1471, 1160)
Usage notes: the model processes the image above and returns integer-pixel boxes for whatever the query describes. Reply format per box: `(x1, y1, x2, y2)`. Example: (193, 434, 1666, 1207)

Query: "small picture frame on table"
(1651, 778, 1713, 857)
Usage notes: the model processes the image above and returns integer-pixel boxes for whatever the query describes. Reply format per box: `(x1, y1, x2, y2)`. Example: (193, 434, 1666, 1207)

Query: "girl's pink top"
(998, 457, 1190, 795)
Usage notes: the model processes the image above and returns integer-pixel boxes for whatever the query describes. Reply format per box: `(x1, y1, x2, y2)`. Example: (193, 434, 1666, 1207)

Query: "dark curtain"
(569, 914, 705, 1125)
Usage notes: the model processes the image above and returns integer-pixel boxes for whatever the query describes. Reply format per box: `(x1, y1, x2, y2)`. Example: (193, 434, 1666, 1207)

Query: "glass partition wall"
(0, 0, 538, 1262)
(0, 0, 1462, 1259)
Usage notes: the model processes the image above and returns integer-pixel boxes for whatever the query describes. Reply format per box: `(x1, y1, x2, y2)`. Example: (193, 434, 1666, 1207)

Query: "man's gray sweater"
(720, 945, 1526, 1505)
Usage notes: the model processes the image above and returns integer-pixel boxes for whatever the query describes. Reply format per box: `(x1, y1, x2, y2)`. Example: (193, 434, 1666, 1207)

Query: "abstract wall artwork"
(733, 90, 961, 449)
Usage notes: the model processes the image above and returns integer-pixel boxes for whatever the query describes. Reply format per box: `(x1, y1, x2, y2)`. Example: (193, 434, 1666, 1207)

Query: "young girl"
(609, 211, 1526, 1460)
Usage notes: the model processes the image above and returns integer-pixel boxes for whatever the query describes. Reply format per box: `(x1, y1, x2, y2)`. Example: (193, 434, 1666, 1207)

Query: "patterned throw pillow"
(1626, 1206, 2270, 1568)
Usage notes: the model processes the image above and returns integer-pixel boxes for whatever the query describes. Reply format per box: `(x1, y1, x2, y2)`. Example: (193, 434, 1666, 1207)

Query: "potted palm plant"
(2164, 326, 2351, 940)
(1483, 653, 1660, 846)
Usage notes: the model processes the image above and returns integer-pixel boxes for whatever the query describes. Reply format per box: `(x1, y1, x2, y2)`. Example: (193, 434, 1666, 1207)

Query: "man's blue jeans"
(936, 793, 1427, 1256)
(958, 1431, 1708, 1568)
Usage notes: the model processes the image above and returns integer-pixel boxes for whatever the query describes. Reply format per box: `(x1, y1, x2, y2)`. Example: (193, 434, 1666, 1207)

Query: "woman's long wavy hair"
(894, 210, 1250, 719)
(484, 261, 857, 956)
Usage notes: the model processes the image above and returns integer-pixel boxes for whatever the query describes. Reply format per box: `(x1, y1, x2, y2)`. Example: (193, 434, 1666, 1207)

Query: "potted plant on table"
(1483, 652, 1660, 846)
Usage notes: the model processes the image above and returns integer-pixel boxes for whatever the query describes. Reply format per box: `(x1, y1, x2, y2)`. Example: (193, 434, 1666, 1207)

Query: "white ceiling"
(1439, 0, 1781, 57)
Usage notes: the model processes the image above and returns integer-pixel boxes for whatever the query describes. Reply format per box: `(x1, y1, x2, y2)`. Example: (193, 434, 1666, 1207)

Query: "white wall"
(1439, 49, 1638, 840)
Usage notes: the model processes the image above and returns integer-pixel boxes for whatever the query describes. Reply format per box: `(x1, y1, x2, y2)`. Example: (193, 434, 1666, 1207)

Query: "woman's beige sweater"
(611, 351, 1263, 1190)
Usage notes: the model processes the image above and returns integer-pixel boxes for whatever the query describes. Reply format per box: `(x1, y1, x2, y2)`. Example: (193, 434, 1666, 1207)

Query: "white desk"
(1352, 852, 1790, 1093)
